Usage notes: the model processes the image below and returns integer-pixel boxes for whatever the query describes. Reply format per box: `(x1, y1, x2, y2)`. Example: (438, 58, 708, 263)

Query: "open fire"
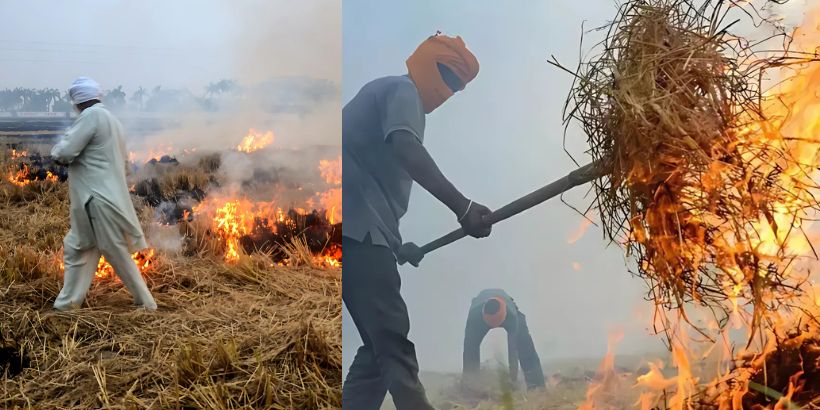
(573, 4, 820, 408)
(5, 152, 66, 187)
(93, 249, 156, 279)
(4, 126, 341, 280)
(236, 129, 275, 153)
(194, 196, 341, 266)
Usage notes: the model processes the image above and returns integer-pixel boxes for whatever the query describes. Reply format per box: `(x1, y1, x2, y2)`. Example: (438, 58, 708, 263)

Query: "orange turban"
(482, 297, 507, 329)
(406, 33, 479, 114)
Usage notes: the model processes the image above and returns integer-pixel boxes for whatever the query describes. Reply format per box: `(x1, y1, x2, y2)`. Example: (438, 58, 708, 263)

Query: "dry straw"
(551, 0, 820, 337)
(0, 153, 341, 408)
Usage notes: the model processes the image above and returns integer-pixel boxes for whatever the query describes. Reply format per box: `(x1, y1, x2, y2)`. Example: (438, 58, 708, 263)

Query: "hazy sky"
(341, 0, 815, 375)
(0, 0, 341, 150)
(0, 0, 340, 92)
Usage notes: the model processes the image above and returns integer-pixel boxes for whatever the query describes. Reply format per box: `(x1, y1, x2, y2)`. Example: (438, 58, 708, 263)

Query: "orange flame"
(236, 129, 275, 153)
(316, 188, 341, 225)
(568, 213, 594, 244)
(318, 243, 342, 268)
(195, 196, 341, 267)
(211, 199, 252, 263)
(316, 155, 342, 224)
(9, 149, 27, 159)
(319, 156, 342, 185)
(8, 164, 32, 187)
(59, 248, 156, 279)
(7, 164, 59, 186)
(579, 331, 627, 410)
(95, 249, 156, 278)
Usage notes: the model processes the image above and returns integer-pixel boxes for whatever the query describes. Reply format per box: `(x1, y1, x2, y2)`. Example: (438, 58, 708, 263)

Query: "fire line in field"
(5, 125, 341, 279)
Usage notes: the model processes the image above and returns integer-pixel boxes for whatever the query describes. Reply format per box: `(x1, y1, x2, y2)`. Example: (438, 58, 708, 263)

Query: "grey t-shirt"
(342, 75, 425, 254)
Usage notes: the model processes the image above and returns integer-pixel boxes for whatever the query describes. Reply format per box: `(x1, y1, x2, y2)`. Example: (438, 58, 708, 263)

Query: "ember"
(94, 249, 156, 279)
(9, 149, 27, 159)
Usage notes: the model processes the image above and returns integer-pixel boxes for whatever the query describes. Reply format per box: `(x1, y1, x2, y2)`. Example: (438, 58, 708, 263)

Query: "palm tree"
(104, 85, 127, 109)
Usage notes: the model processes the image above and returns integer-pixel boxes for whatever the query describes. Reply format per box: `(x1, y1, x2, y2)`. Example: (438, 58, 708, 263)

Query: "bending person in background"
(343, 33, 492, 410)
(51, 77, 156, 311)
(463, 288, 546, 390)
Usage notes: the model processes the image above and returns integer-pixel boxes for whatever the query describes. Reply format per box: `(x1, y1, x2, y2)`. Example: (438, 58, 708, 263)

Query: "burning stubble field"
(0, 131, 342, 409)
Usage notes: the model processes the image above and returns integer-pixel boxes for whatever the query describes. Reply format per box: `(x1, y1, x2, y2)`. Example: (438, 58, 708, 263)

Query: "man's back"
(70, 105, 126, 173)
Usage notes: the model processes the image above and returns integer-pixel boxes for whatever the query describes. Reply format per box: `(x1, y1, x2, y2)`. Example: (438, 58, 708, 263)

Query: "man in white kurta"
(51, 77, 157, 311)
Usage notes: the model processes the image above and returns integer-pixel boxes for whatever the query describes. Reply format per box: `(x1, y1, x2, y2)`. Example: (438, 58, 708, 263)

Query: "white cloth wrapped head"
(69, 77, 102, 105)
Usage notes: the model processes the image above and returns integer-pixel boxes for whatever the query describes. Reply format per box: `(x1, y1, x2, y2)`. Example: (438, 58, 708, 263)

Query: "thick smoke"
(0, 1, 340, 251)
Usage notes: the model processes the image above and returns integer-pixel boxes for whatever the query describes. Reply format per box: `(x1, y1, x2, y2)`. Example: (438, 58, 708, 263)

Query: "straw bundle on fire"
(553, 0, 820, 334)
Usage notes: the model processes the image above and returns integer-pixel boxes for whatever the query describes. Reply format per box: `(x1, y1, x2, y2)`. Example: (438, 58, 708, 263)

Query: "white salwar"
(51, 104, 156, 310)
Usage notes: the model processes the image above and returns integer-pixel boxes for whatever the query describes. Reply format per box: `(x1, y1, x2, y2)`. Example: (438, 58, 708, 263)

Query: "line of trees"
(0, 80, 239, 112)
(0, 78, 336, 114)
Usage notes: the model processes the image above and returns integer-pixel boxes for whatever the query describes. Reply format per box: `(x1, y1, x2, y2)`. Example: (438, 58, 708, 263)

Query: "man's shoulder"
(370, 75, 414, 86)
(478, 288, 510, 298)
(83, 104, 111, 118)
(363, 75, 418, 97)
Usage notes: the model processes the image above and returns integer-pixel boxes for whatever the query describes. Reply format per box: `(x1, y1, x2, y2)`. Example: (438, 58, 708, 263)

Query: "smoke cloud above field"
(0, 0, 340, 149)
(0, 1, 339, 91)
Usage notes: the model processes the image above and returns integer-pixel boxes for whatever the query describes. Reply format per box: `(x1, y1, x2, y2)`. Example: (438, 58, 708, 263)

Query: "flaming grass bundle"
(556, 0, 820, 333)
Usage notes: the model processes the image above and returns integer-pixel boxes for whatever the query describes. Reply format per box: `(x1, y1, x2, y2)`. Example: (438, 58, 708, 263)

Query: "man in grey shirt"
(343, 34, 493, 409)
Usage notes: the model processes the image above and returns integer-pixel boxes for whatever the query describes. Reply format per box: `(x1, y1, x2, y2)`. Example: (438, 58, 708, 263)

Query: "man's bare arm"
(389, 129, 491, 238)
(389, 130, 470, 215)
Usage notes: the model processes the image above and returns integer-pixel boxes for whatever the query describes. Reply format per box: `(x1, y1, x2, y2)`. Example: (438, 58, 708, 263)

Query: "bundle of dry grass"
(131, 158, 215, 207)
(553, 0, 819, 334)
(0, 156, 342, 408)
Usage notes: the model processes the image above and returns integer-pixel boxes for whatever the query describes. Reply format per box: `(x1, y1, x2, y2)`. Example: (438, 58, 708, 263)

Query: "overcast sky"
(341, 0, 814, 374)
(0, 0, 341, 149)
(0, 0, 340, 92)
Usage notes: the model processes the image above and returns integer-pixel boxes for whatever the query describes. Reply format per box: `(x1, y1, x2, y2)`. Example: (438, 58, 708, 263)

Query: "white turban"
(69, 77, 102, 105)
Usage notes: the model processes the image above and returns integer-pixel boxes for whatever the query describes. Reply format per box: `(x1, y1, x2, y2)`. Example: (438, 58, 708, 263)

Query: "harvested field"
(0, 144, 342, 409)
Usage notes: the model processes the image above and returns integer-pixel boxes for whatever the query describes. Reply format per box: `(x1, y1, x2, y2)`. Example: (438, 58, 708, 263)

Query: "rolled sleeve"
(51, 110, 97, 164)
(381, 80, 425, 144)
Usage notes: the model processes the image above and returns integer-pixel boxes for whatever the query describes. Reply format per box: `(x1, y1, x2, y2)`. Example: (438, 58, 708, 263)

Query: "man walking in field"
(342, 33, 492, 409)
(51, 77, 156, 311)
(462, 288, 546, 390)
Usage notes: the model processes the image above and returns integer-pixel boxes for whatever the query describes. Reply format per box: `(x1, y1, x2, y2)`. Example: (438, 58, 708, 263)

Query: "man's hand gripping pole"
(397, 160, 605, 267)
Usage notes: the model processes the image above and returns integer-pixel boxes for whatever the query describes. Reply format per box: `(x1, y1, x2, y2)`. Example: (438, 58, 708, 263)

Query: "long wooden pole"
(398, 160, 605, 265)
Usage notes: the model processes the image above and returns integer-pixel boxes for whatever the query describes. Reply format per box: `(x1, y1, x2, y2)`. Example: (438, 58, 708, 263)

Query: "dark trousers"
(463, 312, 546, 390)
(513, 314, 546, 389)
(342, 236, 434, 410)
